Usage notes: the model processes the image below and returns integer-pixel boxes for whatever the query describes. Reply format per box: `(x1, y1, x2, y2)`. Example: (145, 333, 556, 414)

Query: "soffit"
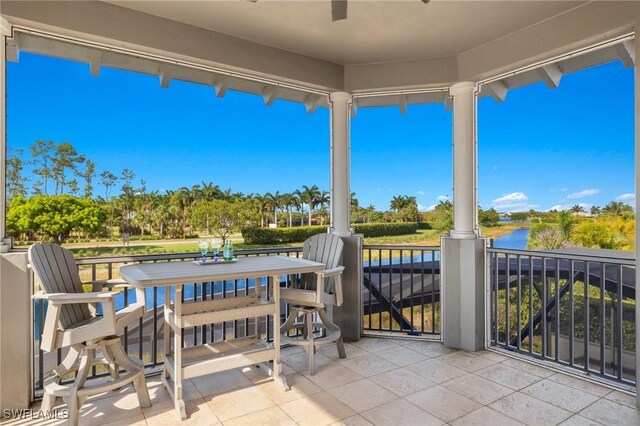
(106, 0, 585, 65)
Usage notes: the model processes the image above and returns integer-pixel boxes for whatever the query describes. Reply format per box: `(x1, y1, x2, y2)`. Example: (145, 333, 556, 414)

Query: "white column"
(329, 92, 352, 237)
(634, 25, 640, 409)
(449, 82, 478, 239)
(0, 17, 9, 239)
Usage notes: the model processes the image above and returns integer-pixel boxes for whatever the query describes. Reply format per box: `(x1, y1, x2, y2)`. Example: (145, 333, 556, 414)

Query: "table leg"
(271, 275, 289, 390)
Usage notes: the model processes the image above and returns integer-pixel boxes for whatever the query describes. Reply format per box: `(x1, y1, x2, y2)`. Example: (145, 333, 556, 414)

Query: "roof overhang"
(1, 1, 638, 110)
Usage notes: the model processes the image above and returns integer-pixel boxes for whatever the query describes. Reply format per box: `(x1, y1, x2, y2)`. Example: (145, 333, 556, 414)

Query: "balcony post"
(634, 23, 640, 409)
(327, 92, 362, 341)
(441, 81, 486, 352)
(329, 91, 353, 237)
(0, 17, 9, 238)
(449, 81, 478, 239)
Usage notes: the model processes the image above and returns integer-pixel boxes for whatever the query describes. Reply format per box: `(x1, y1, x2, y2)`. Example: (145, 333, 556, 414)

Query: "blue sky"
(7, 52, 634, 212)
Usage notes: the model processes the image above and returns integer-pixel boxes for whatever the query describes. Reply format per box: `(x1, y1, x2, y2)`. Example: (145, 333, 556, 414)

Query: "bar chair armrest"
(34, 290, 121, 304)
(316, 266, 345, 278)
(90, 278, 128, 292)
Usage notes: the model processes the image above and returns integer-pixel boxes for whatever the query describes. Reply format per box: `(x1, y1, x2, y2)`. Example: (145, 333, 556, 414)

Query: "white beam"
(214, 76, 229, 98)
(536, 63, 563, 89)
(634, 21, 640, 410)
(159, 70, 171, 88)
(483, 80, 508, 103)
(262, 85, 280, 106)
(450, 81, 478, 239)
(614, 40, 635, 68)
(0, 17, 9, 238)
(303, 93, 323, 113)
(89, 51, 102, 77)
(330, 92, 353, 237)
(399, 95, 408, 114)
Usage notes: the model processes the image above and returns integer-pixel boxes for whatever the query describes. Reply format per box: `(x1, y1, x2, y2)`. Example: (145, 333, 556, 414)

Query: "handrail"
(363, 244, 440, 250)
(75, 246, 303, 265)
(487, 247, 635, 265)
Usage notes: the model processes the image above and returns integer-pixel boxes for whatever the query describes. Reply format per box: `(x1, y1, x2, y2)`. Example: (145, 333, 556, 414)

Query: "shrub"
(353, 222, 418, 237)
(242, 223, 419, 244)
(242, 226, 328, 244)
(417, 222, 433, 230)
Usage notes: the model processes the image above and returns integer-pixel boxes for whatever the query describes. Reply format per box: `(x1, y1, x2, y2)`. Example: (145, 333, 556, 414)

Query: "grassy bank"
(22, 222, 529, 258)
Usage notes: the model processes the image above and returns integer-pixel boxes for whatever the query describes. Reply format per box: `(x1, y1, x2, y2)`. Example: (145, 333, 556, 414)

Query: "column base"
(332, 234, 363, 342)
(331, 229, 353, 238)
(441, 237, 486, 352)
(449, 230, 478, 239)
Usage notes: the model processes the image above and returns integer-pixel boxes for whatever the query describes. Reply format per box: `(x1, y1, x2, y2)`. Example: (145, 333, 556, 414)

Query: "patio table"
(120, 255, 325, 420)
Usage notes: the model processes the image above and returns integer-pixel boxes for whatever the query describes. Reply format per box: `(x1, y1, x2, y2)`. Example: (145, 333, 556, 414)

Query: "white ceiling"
(108, 0, 585, 65)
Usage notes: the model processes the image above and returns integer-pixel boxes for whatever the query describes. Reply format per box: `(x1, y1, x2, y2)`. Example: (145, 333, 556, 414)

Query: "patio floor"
(6, 337, 640, 425)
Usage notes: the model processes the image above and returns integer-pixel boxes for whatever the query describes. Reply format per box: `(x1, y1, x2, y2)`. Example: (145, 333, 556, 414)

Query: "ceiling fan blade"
(331, 0, 347, 22)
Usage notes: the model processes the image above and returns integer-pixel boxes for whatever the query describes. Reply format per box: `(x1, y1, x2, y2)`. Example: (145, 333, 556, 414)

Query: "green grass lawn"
(38, 222, 528, 258)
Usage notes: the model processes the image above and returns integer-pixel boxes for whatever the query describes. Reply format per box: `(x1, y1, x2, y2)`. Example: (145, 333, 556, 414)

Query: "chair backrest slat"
(300, 234, 343, 293)
(28, 243, 92, 328)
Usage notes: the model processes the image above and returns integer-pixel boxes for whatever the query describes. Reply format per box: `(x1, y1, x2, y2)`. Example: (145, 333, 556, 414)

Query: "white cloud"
(492, 192, 528, 204)
(616, 193, 635, 201)
(566, 188, 600, 199)
(417, 203, 428, 212)
(436, 195, 448, 201)
(493, 202, 539, 212)
(425, 204, 437, 212)
(416, 190, 425, 195)
(548, 203, 591, 211)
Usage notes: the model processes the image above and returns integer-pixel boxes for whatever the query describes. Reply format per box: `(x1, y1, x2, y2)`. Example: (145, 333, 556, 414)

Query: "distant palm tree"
(590, 205, 601, 216)
(293, 189, 304, 226)
(171, 186, 193, 239)
(252, 193, 268, 227)
(317, 191, 330, 225)
(281, 193, 295, 227)
(266, 191, 282, 226)
(602, 201, 633, 218)
(570, 204, 585, 213)
(301, 184, 321, 226)
(200, 181, 222, 201)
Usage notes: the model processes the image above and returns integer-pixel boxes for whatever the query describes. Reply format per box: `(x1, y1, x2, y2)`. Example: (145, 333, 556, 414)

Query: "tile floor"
(4, 338, 639, 426)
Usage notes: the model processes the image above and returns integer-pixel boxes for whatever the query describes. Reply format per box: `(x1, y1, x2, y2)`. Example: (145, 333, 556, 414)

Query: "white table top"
(119, 255, 325, 287)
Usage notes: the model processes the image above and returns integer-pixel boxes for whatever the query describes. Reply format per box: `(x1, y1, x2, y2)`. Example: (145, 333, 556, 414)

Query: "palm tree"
(366, 204, 375, 223)
(222, 188, 233, 202)
(281, 193, 295, 227)
(171, 187, 192, 239)
(317, 191, 330, 225)
(570, 204, 585, 213)
(390, 195, 405, 212)
(351, 191, 359, 212)
(252, 193, 269, 227)
(293, 189, 304, 226)
(602, 201, 634, 218)
(266, 191, 282, 226)
(200, 181, 222, 202)
(301, 184, 321, 226)
(590, 205, 601, 216)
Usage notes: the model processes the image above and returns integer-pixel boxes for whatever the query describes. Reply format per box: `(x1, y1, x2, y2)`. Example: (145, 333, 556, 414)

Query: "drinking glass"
(198, 239, 209, 262)
(210, 238, 222, 261)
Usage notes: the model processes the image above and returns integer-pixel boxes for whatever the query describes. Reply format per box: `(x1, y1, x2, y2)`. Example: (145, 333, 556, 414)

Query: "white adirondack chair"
(29, 243, 151, 426)
(280, 233, 346, 375)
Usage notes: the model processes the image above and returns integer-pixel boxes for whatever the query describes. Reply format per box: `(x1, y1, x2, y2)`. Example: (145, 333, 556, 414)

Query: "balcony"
(1, 1, 640, 424)
(2, 246, 633, 425)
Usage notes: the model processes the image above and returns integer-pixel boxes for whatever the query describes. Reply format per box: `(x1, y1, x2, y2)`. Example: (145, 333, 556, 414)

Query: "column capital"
(449, 81, 477, 96)
(330, 92, 352, 103)
(0, 17, 11, 37)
